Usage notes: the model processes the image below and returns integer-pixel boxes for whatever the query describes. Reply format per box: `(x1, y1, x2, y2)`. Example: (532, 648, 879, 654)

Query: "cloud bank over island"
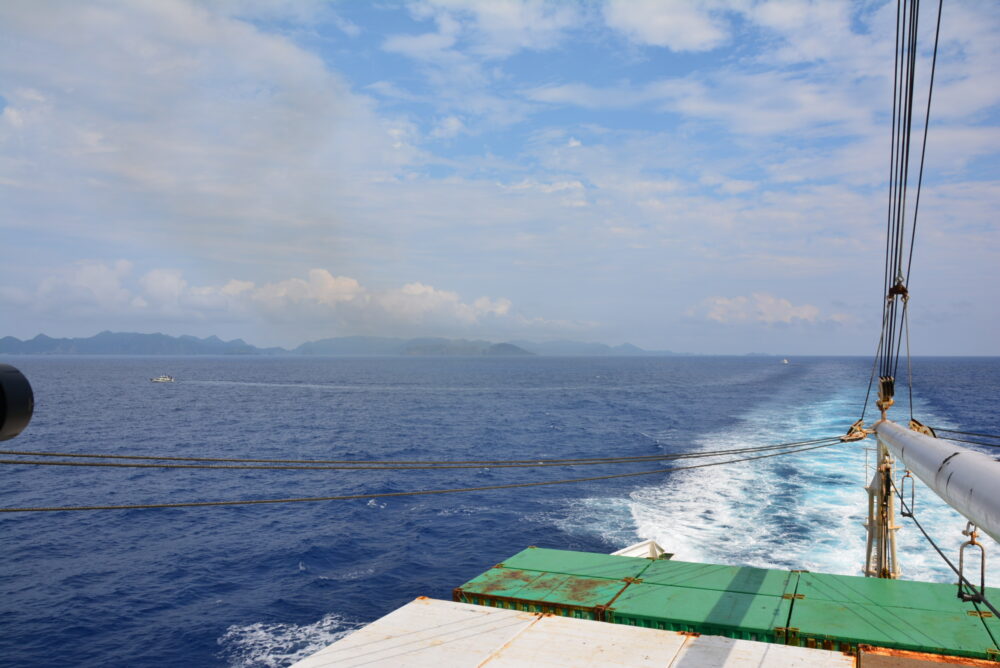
(2, 261, 588, 346)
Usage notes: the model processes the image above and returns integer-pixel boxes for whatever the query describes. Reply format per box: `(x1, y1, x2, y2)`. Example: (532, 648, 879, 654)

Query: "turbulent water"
(1, 355, 998, 667)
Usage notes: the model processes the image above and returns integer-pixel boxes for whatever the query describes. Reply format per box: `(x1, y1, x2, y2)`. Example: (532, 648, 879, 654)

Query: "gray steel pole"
(875, 420, 1000, 545)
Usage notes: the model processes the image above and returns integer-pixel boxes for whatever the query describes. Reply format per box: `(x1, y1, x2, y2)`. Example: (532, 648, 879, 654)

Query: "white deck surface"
(290, 597, 855, 667)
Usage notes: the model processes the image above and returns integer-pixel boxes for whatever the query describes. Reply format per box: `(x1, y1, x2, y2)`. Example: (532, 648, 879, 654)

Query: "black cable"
(884, 0, 912, 379)
(0, 436, 841, 467)
(872, 0, 938, 402)
(934, 429, 1000, 441)
(0, 439, 844, 472)
(879, 0, 904, 381)
(890, 0, 920, 382)
(905, 0, 943, 287)
(939, 437, 1000, 450)
(881, 0, 903, 372)
(861, 313, 887, 422)
(976, 598, 1000, 654)
(0, 441, 844, 513)
(889, 477, 1000, 619)
(904, 301, 914, 422)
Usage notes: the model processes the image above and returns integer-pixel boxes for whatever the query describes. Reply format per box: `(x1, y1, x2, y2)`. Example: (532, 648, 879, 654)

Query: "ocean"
(0, 355, 997, 667)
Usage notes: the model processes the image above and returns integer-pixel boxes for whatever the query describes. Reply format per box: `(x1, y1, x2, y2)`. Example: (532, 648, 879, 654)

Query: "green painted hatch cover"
(498, 547, 653, 580)
(797, 572, 983, 613)
(606, 582, 791, 643)
(972, 586, 1000, 655)
(453, 567, 634, 619)
(638, 559, 796, 597)
(787, 597, 998, 659)
(454, 566, 557, 600)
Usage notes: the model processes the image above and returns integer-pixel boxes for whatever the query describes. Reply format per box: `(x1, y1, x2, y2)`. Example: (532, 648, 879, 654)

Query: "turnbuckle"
(958, 522, 986, 603)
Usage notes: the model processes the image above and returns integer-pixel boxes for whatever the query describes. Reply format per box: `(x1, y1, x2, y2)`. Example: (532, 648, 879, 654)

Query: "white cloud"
(431, 115, 467, 138)
(0, 1, 415, 252)
(7, 262, 580, 344)
(379, 0, 580, 130)
(383, 25, 459, 61)
(603, 0, 733, 52)
(415, 0, 580, 58)
(693, 293, 852, 326)
(35, 260, 135, 314)
(528, 72, 873, 137)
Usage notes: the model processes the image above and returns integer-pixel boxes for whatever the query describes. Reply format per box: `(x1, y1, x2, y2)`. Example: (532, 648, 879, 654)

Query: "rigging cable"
(859, 323, 886, 422)
(906, 0, 944, 288)
(903, 0, 943, 424)
(0, 439, 843, 471)
(904, 299, 914, 422)
(869, 0, 943, 419)
(932, 437, 1000, 450)
(889, 477, 1000, 619)
(0, 440, 844, 513)
(932, 429, 1000, 441)
(0, 436, 841, 467)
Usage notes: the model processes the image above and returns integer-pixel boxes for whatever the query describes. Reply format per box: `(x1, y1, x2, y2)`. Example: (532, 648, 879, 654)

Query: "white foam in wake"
(563, 381, 999, 586)
(218, 613, 361, 668)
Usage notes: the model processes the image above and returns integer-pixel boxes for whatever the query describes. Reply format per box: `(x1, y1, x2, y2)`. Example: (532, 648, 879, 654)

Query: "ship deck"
(293, 547, 1000, 666)
(291, 597, 855, 667)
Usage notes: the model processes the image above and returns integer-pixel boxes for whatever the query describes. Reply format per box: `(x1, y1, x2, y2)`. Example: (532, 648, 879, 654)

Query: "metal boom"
(875, 420, 1000, 545)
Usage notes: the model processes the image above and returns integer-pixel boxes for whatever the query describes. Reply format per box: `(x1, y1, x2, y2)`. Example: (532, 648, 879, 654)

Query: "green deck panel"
(456, 549, 1000, 660)
(453, 567, 633, 620)
(498, 547, 654, 580)
(638, 559, 797, 597)
(605, 582, 792, 643)
(788, 596, 998, 659)
(796, 572, 982, 613)
(970, 588, 1000, 657)
(455, 566, 557, 600)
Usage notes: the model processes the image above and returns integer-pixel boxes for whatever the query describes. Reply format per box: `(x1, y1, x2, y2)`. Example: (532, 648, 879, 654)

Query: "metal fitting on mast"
(908, 418, 936, 437)
(958, 523, 987, 604)
(841, 419, 870, 442)
(876, 376, 895, 420)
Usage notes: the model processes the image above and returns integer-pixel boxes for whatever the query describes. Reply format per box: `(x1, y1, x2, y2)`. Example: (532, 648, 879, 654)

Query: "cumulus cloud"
(603, 0, 732, 52)
(35, 260, 138, 314)
(413, 0, 581, 58)
(8, 262, 580, 344)
(379, 0, 580, 130)
(431, 115, 467, 138)
(0, 1, 415, 248)
(692, 293, 852, 326)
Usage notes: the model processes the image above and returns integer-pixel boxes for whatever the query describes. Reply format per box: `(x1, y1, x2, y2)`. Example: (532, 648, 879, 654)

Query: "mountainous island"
(0, 331, 681, 357)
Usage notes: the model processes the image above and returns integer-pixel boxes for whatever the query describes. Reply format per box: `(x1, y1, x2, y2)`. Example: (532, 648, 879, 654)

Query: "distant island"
(0, 331, 682, 357)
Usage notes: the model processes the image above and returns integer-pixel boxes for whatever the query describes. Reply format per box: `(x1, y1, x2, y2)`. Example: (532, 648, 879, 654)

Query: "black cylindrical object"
(0, 363, 34, 441)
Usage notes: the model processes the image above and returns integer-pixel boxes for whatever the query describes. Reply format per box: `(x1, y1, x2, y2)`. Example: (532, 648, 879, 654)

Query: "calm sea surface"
(1, 355, 998, 667)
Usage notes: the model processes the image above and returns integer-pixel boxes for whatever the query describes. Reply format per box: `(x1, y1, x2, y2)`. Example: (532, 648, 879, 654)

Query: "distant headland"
(0, 331, 685, 357)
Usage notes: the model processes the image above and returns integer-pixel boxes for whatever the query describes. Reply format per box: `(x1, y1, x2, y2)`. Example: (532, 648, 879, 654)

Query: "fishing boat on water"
(149, 375, 175, 383)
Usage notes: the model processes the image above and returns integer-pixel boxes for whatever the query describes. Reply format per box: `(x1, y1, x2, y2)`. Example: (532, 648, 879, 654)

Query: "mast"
(863, 389, 901, 579)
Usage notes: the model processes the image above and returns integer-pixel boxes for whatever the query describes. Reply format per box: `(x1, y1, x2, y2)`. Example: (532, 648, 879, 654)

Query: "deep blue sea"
(1, 355, 998, 667)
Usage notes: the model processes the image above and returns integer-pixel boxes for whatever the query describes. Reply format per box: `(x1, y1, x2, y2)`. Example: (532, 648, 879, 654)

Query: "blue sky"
(1, 0, 997, 353)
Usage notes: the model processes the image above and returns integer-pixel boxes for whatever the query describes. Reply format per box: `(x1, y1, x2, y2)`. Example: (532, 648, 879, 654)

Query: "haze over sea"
(1, 355, 998, 667)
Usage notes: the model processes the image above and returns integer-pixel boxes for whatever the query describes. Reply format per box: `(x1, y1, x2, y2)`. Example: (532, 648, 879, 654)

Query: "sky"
(1, 0, 998, 354)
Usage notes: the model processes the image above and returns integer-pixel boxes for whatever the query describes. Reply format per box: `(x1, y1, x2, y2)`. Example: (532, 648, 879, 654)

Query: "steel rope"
(0, 436, 841, 468)
(889, 477, 1000, 619)
(0, 441, 844, 513)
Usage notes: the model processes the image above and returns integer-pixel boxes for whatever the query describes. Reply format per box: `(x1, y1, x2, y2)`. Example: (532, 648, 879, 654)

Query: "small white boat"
(150, 375, 175, 383)
(782, 358, 789, 364)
